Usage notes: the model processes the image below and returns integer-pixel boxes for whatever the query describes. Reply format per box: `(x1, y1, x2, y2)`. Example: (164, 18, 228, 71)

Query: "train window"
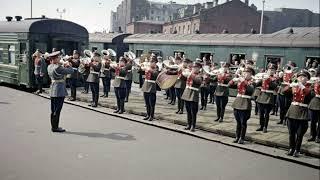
(174, 51, 184, 58)
(230, 53, 245, 65)
(91, 47, 98, 52)
(305, 56, 320, 69)
(8, 45, 15, 65)
(136, 50, 143, 58)
(265, 55, 283, 70)
(0, 48, 3, 63)
(149, 50, 162, 57)
(200, 52, 213, 61)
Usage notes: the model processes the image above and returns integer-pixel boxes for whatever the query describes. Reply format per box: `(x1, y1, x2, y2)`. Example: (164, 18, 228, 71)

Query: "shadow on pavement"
(0, 101, 10, 104)
(64, 131, 136, 141)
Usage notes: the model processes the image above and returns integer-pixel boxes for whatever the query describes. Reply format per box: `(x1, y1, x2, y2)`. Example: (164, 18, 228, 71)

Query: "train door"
(230, 53, 245, 65)
(305, 56, 320, 69)
(18, 42, 30, 87)
(264, 55, 283, 70)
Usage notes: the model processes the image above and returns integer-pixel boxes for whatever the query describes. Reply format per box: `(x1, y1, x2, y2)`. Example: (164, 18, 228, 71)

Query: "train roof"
(89, 33, 131, 43)
(124, 27, 320, 48)
(0, 18, 88, 37)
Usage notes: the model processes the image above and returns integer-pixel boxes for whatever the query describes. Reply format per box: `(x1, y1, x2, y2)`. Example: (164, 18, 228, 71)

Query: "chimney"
(6, 16, 13, 22)
(15, 16, 22, 21)
(245, 0, 249, 6)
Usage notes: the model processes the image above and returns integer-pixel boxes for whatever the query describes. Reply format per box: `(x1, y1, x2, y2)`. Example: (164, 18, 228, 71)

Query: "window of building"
(183, 25, 185, 34)
(0, 48, 3, 63)
(151, 10, 154, 14)
(178, 26, 181, 33)
(187, 25, 190, 32)
(174, 51, 184, 58)
(19, 43, 27, 63)
(200, 52, 213, 61)
(8, 45, 15, 65)
(149, 50, 162, 57)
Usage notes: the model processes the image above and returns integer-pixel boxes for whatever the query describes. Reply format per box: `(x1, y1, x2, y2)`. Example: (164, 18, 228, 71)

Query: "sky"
(1, 0, 319, 32)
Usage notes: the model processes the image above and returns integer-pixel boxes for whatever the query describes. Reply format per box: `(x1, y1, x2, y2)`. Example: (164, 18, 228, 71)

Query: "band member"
(87, 51, 102, 108)
(229, 67, 255, 144)
(308, 71, 320, 143)
(112, 57, 128, 114)
(81, 63, 90, 94)
(277, 62, 296, 125)
(256, 64, 279, 133)
(141, 56, 160, 121)
(200, 61, 211, 110)
(214, 63, 232, 122)
(67, 50, 81, 101)
(124, 53, 133, 102)
(33, 49, 47, 94)
(285, 70, 313, 157)
(208, 62, 218, 104)
(182, 61, 203, 132)
(168, 58, 178, 105)
(47, 51, 74, 132)
(100, 50, 112, 98)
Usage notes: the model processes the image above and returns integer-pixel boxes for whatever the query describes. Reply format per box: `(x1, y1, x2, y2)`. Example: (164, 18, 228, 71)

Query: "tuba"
(78, 50, 93, 74)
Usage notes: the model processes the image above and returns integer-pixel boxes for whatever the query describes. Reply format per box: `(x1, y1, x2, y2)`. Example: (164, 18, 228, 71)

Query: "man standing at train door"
(33, 49, 47, 94)
(47, 51, 74, 132)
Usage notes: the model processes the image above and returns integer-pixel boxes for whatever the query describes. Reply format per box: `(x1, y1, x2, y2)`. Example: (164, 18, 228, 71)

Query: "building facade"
(126, 21, 164, 34)
(163, 0, 266, 34)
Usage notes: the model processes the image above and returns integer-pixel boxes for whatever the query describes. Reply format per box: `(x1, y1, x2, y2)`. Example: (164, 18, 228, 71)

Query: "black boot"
(185, 116, 191, 130)
(214, 109, 220, 122)
(179, 100, 184, 114)
(51, 113, 65, 133)
(113, 99, 120, 113)
(50, 113, 55, 130)
(176, 100, 181, 114)
(293, 150, 300, 157)
(148, 107, 154, 121)
(256, 126, 263, 131)
(238, 127, 247, 144)
(92, 94, 98, 108)
(277, 120, 283, 124)
(307, 137, 316, 142)
(118, 99, 125, 114)
(233, 124, 241, 143)
(125, 92, 129, 102)
(190, 117, 196, 132)
(105, 91, 109, 98)
(287, 149, 295, 156)
(143, 106, 150, 120)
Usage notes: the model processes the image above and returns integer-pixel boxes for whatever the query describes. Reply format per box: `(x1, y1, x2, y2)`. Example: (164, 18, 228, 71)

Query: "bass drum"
(156, 71, 178, 90)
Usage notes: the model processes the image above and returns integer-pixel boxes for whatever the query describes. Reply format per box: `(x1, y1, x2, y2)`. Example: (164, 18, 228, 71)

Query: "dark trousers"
(185, 101, 199, 128)
(258, 103, 272, 129)
(114, 87, 126, 111)
(200, 87, 209, 108)
(309, 110, 320, 139)
(287, 119, 308, 151)
(272, 95, 278, 114)
(144, 92, 157, 118)
(234, 109, 251, 139)
(175, 88, 185, 111)
(139, 74, 144, 88)
(125, 80, 132, 101)
(253, 96, 259, 115)
(35, 75, 43, 93)
(68, 78, 78, 99)
(83, 74, 89, 93)
(215, 96, 228, 119)
(169, 86, 176, 103)
(89, 82, 99, 106)
(101, 77, 111, 95)
(278, 94, 292, 122)
(209, 85, 216, 103)
(50, 97, 65, 129)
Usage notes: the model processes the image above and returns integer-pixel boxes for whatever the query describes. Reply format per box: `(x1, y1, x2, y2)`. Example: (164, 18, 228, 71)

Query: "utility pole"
(56, 8, 66, 19)
(259, 0, 266, 34)
(31, 0, 33, 18)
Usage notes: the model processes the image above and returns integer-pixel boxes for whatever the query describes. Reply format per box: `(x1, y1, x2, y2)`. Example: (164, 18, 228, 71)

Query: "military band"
(38, 48, 320, 158)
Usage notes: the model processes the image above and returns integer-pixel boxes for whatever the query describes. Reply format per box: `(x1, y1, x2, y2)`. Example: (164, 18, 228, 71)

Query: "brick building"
(163, 0, 266, 34)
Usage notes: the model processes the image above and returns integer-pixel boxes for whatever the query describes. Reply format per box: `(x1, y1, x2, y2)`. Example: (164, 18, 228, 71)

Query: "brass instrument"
(253, 72, 268, 81)
(78, 50, 93, 74)
(202, 65, 219, 76)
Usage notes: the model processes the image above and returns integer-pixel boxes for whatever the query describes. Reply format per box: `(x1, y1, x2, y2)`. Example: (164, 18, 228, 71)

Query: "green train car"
(0, 17, 88, 88)
(124, 27, 320, 81)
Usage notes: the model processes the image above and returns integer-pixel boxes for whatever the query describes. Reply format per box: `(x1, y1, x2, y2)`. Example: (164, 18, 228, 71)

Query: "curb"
(38, 93, 320, 169)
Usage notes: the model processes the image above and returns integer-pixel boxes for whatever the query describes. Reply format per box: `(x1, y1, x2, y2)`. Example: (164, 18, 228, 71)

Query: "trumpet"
(307, 77, 320, 84)
(252, 72, 268, 81)
(202, 65, 219, 76)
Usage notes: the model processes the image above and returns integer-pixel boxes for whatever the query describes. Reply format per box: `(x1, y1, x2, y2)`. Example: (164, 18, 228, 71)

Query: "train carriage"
(0, 17, 88, 88)
(124, 27, 320, 74)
